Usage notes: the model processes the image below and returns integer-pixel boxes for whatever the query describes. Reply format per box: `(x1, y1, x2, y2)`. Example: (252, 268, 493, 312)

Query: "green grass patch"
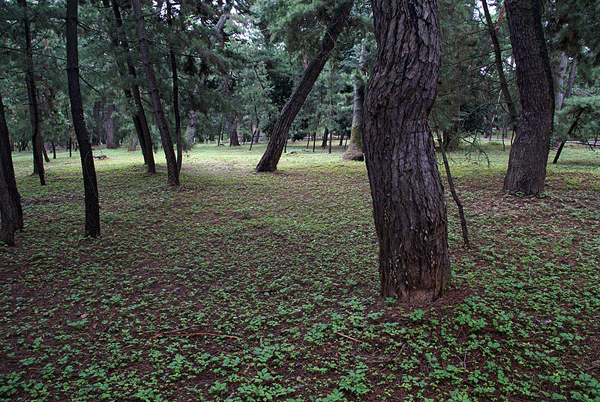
(1, 142, 599, 401)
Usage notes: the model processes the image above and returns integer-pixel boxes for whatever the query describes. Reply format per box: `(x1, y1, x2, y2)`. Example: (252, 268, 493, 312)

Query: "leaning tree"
(363, 0, 450, 301)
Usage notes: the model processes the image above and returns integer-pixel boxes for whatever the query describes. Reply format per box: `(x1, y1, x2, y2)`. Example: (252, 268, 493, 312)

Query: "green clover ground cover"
(1, 142, 599, 401)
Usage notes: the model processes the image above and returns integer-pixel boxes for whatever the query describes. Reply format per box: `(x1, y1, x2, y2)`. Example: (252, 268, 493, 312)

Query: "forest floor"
(1, 141, 599, 402)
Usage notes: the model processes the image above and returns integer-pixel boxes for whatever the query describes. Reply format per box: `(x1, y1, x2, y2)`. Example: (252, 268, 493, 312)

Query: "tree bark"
(344, 40, 366, 161)
(503, 0, 555, 196)
(0, 91, 24, 246)
(107, 0, 156, 173)
(255, 0, 353, 172)
(343, 83, 365, 161)
(103, 103, 118, 149)
(18, 0, 45, 185)
(132, 0, 179, 186)
(555, 53, 569, 111)
(364, 0, 450, 302)
(321, 127, 329, 149)
(66, 0, 101, 237)
(481, 0, 518, 129)
(166, 0, 183, 173)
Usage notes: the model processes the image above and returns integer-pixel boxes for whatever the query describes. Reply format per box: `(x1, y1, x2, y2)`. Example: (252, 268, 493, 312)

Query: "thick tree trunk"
(0, 91, 24, 246)
(66, 0, 101, 237)
(103, 103, 118, 149)
(229, 120, 240, 147)
(255, 0, 353, 172)
(185, 110, 197, 147)
(18, 0, 45, 185)
(364, 0, 450, 302)
(481, 0, 518, 129)
(321, 127, 329, 148)
(503, 0, 555, 196)
(132, 0, 179, 186)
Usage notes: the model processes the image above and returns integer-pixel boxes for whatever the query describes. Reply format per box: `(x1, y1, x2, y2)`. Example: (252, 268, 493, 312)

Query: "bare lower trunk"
(66, 0, 100, 237)
(364, 0, 449, 301)
(104, 103, 118, 149)
(132, 0, 179, 186)
(18, 0, 45, 185)
(343, 83, 365, 161)
(503, 0, 554, 196)
(255, 0, 353, 172)
(0, 91, 24, 246)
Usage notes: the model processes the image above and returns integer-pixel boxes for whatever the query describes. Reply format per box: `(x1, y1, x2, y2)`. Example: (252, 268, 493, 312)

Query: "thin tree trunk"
(105, 0, 155, 172)
(18, 0, 45, 185)
(555, 53, 569, 111)
(436, 131, 469, 248)
(109, 0, 155, 173)
(255, 0, 354, 172)
(66, 0, 101, 237)
(167, 0, 183, 173)
(364, 0, 449, 302)
(0, 91, 24, 246)
(553, 108, 583, 164)
(343, 41, 366, 161)
(481, 0, 518, 129)
(554, 58, 578, 160)
(132, 0, 179, 186)
(503, 0, 555, 196)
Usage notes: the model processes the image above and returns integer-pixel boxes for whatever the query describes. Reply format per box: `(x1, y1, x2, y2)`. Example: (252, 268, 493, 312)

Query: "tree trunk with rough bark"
(503, 0, 555, 196)
(364, 0, 450, 302)
(18, 0, 45, 185)
(132, 0, 179, 186)
(66, 0, 101, 237)
(255, 0, 353, 172)
(0, 91, 24, 246)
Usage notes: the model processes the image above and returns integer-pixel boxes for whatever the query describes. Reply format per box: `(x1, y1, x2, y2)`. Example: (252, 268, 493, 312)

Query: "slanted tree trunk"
(0, 91, 24, 246)
(18, 0, 45, 185)
(503, 0, 555, 196)
(255, 0, 353, 172)
(364, 0, 450, 302)
(66, 0, 100, 237)
(481, 0, 518, 129)
(132, 0, 179, 186)
(107, 0, 155, 173)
